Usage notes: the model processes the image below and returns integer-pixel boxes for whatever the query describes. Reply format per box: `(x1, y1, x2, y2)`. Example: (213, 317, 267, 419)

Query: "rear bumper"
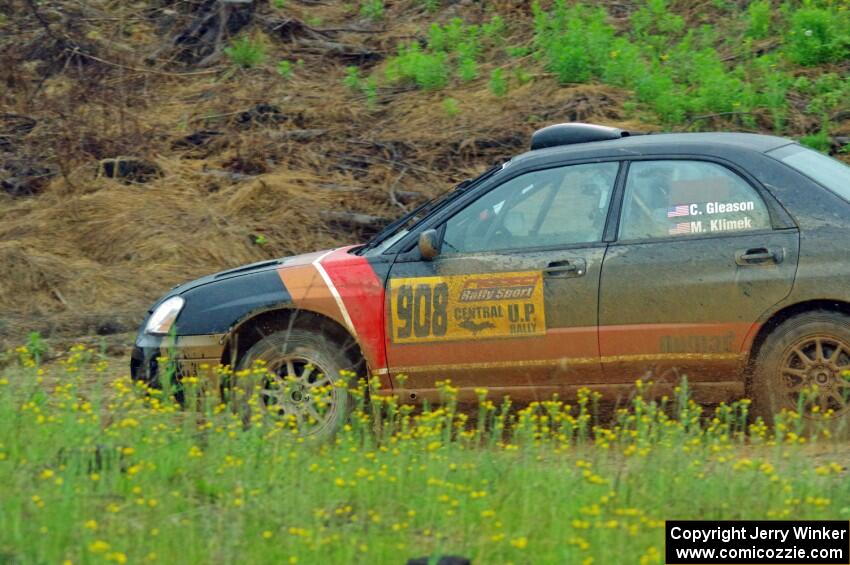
(130, 333, 226, 386)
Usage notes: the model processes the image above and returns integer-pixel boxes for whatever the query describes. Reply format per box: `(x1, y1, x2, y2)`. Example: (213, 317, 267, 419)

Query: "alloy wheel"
(261, 356, 338, 433)
(779, 335, 850, 417)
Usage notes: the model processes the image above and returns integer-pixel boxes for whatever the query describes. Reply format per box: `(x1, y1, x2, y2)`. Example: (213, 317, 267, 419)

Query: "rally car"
(132, 123, 850, 435)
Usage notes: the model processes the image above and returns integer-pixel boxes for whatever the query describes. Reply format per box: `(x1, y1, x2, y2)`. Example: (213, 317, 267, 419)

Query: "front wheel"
(751, 311, 850, 426)
(235, 328, 358, 439)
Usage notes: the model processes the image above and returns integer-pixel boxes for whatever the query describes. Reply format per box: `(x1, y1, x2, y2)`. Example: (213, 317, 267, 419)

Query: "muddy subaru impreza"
(132, 123, 850, 435)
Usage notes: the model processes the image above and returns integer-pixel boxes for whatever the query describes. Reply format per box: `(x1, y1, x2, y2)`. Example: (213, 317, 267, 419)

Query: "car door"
(384, 161, 621, 402)
(599, 159, 799, 391)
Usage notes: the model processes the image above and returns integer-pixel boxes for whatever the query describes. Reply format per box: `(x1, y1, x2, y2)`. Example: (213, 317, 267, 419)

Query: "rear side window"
(618, 160, 771, 240)
(769, 144, 850, 203)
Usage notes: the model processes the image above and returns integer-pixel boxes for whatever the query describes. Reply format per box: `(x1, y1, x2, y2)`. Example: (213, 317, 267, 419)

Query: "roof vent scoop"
(530, 123, 629, 151)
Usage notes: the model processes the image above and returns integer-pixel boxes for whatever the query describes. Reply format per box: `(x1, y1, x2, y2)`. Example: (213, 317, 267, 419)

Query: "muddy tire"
(234, 329, 358, 440)
(751, 310, 850, 430)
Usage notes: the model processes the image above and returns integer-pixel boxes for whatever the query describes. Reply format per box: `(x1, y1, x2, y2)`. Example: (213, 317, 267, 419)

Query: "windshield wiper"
(362, 199, 432, 250)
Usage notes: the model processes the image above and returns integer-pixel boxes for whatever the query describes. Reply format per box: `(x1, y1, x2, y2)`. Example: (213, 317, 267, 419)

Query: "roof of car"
(510, 132, 796, 167)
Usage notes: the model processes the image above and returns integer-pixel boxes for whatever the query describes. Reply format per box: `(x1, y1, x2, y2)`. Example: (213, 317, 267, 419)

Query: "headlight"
(145, 296, 185, 335)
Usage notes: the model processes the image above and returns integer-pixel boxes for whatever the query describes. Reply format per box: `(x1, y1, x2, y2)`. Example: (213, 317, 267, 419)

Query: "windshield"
(769, 144, 850, 202)
(357, 163, 504, 255)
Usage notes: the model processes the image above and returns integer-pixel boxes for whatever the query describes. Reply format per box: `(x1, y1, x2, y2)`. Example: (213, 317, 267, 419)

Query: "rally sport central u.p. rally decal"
(388, 271, 547, 344)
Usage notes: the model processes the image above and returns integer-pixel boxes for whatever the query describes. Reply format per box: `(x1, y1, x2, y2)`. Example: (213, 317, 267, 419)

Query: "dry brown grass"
(0, 0, 655, 346)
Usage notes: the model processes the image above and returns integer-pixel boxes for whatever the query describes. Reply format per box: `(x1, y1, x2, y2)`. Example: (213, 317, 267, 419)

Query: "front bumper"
(130, 333, 226, 386)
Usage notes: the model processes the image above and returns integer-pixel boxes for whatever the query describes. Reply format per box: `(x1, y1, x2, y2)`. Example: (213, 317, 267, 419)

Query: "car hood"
(164, 246, 362, 299)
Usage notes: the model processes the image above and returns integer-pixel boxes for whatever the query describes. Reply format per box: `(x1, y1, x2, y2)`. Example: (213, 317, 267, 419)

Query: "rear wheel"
(752, 311, 850, 425)
(235, 328, 358, 439)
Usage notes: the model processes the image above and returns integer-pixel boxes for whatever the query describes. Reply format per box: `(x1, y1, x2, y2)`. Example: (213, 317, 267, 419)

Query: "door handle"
(543, 259, 586, 277)
(736, 247, 783, 266)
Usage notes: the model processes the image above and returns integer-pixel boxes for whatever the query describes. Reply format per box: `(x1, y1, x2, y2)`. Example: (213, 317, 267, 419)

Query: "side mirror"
(418, 229, 441, 261)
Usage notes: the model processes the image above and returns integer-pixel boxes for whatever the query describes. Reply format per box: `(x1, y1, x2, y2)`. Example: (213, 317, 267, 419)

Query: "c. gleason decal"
(666, 200, 756, 219)
(666, 200, 758, 235)
(389, 271, 546, 344)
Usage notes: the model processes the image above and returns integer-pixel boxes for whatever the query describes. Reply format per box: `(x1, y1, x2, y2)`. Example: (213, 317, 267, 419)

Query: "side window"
(442, 162, 618, 254)
(618, 160, 771, 241)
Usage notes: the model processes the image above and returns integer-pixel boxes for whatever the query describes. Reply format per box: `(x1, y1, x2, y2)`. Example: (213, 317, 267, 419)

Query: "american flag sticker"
(667, 204, 691, 218)
(668, 222, 692, 235)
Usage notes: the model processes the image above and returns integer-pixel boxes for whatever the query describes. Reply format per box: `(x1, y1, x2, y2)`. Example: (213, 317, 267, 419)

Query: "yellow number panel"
(389, 271, 546, 344)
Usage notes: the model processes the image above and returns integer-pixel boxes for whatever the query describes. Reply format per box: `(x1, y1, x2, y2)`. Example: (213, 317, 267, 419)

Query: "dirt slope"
(0, 0, 847, 348)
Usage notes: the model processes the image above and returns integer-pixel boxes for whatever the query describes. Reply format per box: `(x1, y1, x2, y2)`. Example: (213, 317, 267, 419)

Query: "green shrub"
(428, 18, 474, 52)
(635, 67, 687, 124)
(532, 1, 616, 84)
(630, 0, 685, 50)
(224, 36, 266, 68)
(344, 66, 379, 108)
(343, 66, 363, 91)
(481, 15, 506, 41)
(800, 128, 831, 152)
(429, 17, 500, 77)
(629, 30, 765, 126)
(374, 0, 841, 132)
(532, 1, 763, 124)
(786, 6, 848, 65)
(385, 42, 449, 90)
(456, 55, 478, 82)
(362, 77, 378, 109)
(752, 56, 792, 132)
(513, 68, 533, 85)
(276, 60, 293, 80)
(805, 74, 850, 118)
(26, 332, 47, 365)
(383, 16, 504, 91)
(622, 100, 638, 117)
(687, 49, 757, 116)
(442, 97, 460, 117)
(488, 68, 508, 97)
(601, 38, 646, 88)
(360, 0, 384, 21)
(746, 0, 772, 40)
(456, 47, 479, 81)
(506, 45, 531, 58)
(663, 27, 719, 83)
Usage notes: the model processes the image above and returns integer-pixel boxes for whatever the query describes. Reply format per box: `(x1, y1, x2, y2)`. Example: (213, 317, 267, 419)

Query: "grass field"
(1, 341, 850, 564)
